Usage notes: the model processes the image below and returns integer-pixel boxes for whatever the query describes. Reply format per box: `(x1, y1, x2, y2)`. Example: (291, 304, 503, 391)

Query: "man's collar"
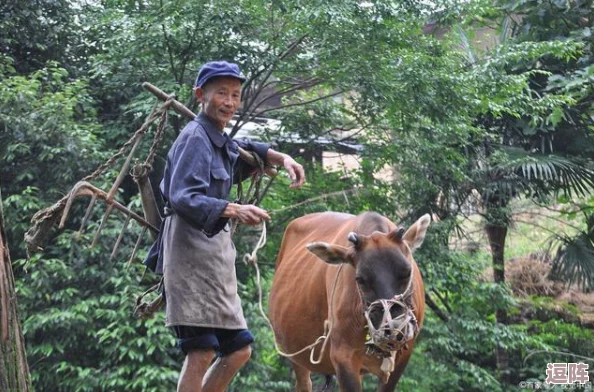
(197, 112, 228, 148)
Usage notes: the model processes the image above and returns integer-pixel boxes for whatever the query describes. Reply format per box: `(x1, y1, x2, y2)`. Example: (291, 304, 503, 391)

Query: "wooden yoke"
(142, 82, 278, 177)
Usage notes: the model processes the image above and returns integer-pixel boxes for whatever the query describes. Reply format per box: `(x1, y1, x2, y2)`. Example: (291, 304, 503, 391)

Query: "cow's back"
(269, 212, 357, 373)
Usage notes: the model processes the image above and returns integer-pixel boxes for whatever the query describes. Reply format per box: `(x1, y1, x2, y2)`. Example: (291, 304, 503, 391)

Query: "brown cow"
(269, 211, 430, 392)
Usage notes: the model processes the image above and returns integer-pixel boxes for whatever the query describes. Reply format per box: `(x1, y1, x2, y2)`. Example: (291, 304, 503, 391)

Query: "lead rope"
(243, 222, 343, 364)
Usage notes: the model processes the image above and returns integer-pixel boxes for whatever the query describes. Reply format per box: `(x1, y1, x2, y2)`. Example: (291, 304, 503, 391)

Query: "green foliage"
(548, 231, 594, 291)
(2, 0, 594, 390)
(0, 61, 105, 249)
(518, 307, 594, 385)
(488, 0, 594, 290)
(409, 274, 543, 391)
(0, 0, 85, 74)
(15, 246, 179, 391)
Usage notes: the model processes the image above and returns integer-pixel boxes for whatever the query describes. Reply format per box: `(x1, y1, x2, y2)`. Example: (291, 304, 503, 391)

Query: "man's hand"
(282, 156, 305, 189)
(266, 149, 306, 188)
(223, 203, 270, 225)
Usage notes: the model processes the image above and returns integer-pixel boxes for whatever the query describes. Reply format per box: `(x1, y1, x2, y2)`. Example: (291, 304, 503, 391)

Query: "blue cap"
(194, 61, 246, 88)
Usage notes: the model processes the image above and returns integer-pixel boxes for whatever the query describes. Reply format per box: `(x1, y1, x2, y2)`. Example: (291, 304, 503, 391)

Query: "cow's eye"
(355, 276, 366, 285)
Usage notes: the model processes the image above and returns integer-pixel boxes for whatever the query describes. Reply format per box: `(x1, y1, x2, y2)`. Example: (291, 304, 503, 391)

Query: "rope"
(133, 278, 165, 319)
(242, 222, 268, 267)
(143, 103, 170, 171)
(232, 149, 268, 234)
(130, 105, 170, 182)
(239, 151, 266, 204)
(30, 100, 171, 223)
(81, 102, 164, 184)
(269, 188, 361, 215)
(25, 100, 173, 255)
(244, 222, 343, 363)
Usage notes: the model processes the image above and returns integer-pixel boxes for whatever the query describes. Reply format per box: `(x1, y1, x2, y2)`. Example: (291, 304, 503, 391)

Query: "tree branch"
(425, 292, 449, 323)
(159, 0, 178, 82)
(431, 288, 452, 314)
(278, 34, 308, 61)
(251, 90, 345, 118)
(231, 34, 310, 137)
(232, 64, 277, 138)
(512, 218, 560, 237)
(250, 78, 323, 109)
(177, 23, 200, 86)
(514, 207, 583, 232)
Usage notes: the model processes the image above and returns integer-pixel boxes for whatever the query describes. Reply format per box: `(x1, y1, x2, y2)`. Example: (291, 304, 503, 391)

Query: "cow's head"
(306, 214, 431, 347)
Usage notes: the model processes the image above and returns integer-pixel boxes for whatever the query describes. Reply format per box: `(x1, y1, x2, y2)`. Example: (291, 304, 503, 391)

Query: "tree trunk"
(485, 222, 510, 382)
(0, 190, 31, 391)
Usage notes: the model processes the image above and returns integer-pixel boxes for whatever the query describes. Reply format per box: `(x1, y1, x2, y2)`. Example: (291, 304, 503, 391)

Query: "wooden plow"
(25, 82, 276, 268)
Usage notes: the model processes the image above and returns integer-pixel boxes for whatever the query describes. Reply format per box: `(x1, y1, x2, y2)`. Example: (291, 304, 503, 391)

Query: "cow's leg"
(291, 361, 312, 392)
(330, 349, 362, 392)
(376, 349, 413, 392)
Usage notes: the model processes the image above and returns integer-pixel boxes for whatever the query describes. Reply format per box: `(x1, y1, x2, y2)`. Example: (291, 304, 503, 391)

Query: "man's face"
(196, 76, 242, 130)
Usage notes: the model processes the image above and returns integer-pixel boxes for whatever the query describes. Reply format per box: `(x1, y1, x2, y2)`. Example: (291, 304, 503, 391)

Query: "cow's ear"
(403, 214, 431, 252)
(306, 242, 351, 265)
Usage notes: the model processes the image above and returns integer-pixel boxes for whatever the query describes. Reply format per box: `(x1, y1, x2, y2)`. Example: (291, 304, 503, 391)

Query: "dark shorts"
(173, 325, 254, 356)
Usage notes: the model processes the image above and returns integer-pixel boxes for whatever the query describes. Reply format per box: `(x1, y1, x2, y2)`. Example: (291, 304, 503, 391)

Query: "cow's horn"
(389, 227, 406, 242)
(347, 232, 359, 246)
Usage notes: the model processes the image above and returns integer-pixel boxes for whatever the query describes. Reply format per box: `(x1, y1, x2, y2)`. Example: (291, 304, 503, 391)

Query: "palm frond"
(491, 147, 594, 198)
(454, 25, 476, 66)
(546, 232, 594, 292)
(498, 14, 515, 45)
(483, 176, 521, 204)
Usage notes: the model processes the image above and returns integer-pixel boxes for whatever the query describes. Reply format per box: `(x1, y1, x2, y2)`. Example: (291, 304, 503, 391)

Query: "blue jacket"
(144, 112, 270, 274)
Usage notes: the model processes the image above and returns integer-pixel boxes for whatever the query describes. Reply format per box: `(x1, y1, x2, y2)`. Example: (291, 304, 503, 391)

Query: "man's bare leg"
(202, 346, 252, 392)
(178, 349, 216, 392)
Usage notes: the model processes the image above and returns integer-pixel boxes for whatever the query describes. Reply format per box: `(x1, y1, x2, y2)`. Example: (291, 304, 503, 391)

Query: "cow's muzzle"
(364, 296, 418, 353)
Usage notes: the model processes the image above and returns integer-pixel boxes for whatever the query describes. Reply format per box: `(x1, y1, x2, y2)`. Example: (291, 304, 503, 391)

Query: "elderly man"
(159, 61, 305, 392)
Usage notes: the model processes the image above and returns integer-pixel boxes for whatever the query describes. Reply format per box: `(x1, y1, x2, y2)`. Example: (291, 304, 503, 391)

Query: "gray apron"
(162, 213, 247, 329)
